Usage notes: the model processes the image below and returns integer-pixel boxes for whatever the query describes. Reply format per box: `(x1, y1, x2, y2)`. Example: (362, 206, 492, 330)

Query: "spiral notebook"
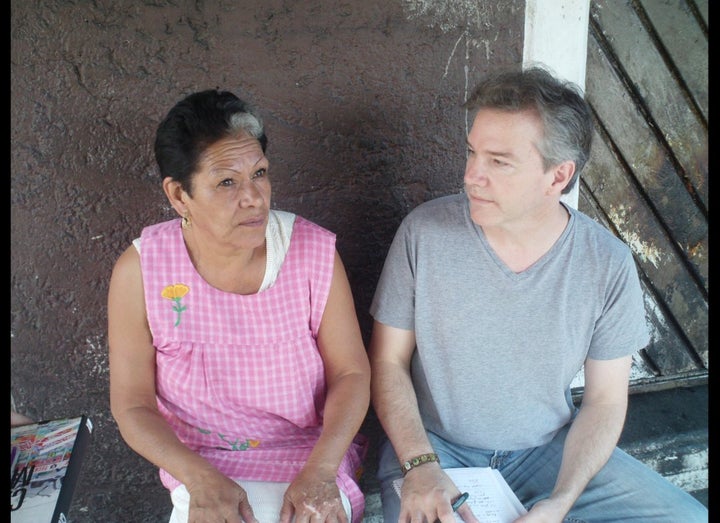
(393, 466, 527, 523)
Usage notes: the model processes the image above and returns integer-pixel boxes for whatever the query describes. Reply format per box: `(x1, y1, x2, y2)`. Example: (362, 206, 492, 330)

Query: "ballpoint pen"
(452, 492, 470, 512)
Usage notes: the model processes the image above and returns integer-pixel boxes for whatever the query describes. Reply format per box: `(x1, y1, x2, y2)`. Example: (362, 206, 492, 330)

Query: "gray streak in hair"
(229, 112, 264, 139)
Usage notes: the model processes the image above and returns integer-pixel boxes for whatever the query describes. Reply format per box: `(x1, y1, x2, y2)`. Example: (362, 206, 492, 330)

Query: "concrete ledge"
(620, 429, 708, 496)
(619, 383, 708, 503)
(362, 492, 383, 523)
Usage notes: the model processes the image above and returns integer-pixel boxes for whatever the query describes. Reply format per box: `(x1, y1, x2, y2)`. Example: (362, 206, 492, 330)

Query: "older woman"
(108, 90, 370, 523)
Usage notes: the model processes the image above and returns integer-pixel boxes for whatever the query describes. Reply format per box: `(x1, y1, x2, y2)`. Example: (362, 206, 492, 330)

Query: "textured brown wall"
(11, 1, 524, 520)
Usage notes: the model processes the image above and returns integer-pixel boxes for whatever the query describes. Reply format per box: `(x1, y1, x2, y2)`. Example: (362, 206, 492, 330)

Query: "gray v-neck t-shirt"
(370, 193, 649, 450)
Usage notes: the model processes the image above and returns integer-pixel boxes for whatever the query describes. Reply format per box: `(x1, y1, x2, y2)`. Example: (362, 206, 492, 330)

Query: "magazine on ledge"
(393, 466, 527, 523)
(11, 415, 93, 523)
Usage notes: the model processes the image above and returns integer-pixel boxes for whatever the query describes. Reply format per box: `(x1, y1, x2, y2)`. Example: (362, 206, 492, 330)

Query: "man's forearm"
(548, 402, 627, 513)
(371, 361, 434, 460)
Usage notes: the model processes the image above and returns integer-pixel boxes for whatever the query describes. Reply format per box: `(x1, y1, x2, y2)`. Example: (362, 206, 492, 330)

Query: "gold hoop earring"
(181, 215, 191, 229)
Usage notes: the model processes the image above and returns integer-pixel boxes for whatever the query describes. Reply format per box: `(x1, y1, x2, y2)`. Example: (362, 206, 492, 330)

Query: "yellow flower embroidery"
(161, 283, 189, 326)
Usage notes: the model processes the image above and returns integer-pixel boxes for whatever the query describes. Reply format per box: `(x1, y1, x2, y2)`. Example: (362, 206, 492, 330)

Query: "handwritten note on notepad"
(392, 467, 527, 523)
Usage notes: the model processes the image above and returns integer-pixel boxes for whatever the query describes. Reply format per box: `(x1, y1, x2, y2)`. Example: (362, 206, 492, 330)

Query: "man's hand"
(513, 497, 568, 523)
(399, 465, 480, 523)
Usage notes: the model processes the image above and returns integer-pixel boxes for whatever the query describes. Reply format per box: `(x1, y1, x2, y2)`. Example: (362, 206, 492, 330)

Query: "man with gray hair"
(369, 66, 707, 522)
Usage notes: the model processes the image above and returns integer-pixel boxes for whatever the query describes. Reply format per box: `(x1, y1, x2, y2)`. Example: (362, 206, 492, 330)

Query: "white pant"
(168, 479, 352, 523)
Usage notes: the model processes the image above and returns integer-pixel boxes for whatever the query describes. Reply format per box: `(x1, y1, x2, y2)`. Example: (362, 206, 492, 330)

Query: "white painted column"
(523, 1, 591, 391)
(522, 0, 591, 209)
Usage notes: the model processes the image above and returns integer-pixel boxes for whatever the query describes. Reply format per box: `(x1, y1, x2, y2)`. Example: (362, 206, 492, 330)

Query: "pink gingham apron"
(140, 217, 367, 521)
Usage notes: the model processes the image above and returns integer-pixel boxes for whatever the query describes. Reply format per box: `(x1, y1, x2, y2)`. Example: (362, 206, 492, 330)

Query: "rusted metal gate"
(579, 0, 708, 392)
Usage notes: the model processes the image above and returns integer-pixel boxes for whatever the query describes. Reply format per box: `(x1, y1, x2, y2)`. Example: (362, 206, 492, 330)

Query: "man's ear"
(162, 177, 188, 217)
(549, 160, 576, 195)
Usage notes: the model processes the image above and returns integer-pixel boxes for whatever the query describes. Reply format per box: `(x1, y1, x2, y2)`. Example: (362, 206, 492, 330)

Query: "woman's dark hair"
(154, 89, 267, 196)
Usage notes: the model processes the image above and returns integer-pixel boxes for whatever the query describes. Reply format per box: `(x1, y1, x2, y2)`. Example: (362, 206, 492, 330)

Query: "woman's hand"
(186, 471, 257, 523)
(279, 465, 347, 523)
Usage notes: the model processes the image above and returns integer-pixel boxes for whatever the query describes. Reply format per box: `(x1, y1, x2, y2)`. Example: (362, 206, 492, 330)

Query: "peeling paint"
(607, 205, 663, 268)
(642, 291, 666, 342)
(621, 230, 663, 268)
(641, 449, 708, 492)
(629, 352, 654, 380)
(85, 334, 109, 376)
(402, 0, 494, 32)
(570, 349, 654, 391)
(404, 1, 523, 140)
(443, 32, 464, 78)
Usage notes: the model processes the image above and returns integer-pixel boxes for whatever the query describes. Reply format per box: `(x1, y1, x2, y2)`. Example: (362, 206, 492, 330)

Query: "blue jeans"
(377, 425, 707, 522)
